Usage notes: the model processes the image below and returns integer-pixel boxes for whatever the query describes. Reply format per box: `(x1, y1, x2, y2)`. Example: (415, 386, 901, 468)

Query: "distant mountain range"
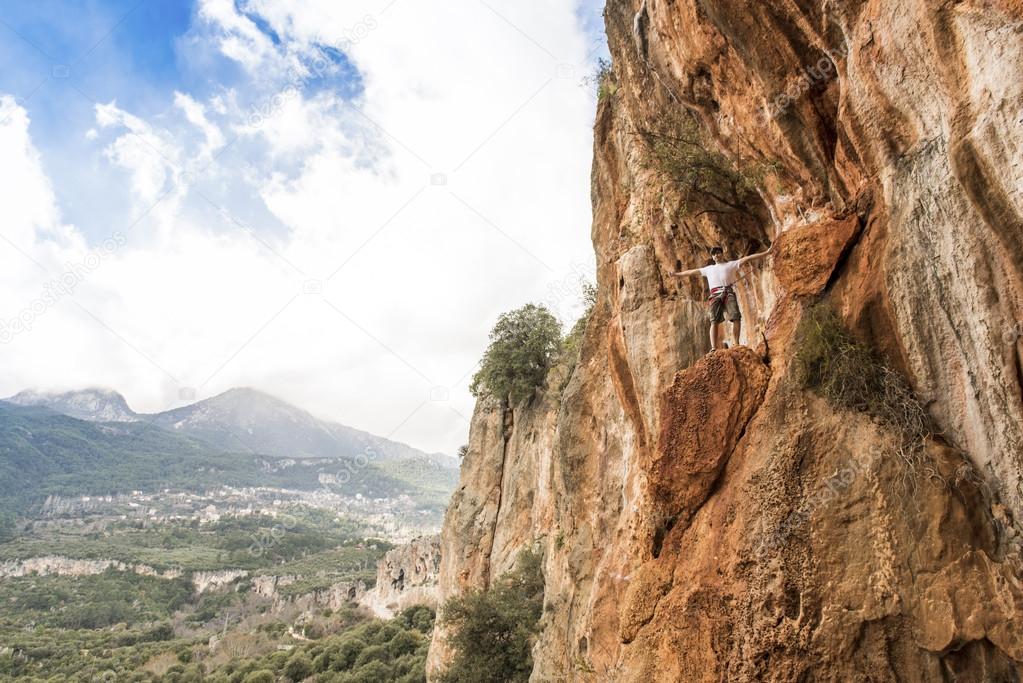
(0, 388, 459, 515)
(6, 387, 456, 468)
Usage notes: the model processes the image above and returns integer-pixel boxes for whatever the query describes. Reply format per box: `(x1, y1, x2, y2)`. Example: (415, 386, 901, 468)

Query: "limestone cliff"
(359, 535, 441, 618)
(0, 556, 245, 594)
(429, 0, 1023, 680)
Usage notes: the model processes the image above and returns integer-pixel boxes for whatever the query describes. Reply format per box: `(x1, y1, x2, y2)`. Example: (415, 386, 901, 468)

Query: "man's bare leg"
(731, 320, 741, 347)
(709, 322, 723, 350)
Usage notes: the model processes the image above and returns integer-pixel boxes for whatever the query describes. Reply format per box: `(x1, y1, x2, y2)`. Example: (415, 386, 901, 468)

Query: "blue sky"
(1, 2, 186, 230)
(0, 0, 607, 454)
(1, 0, 361, 240)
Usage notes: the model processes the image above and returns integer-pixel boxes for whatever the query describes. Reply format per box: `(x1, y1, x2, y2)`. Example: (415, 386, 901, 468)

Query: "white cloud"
(0, 96, 65, 246)
(95, 100, 182, 206)
(197, 0, 280, 73)
(0, 1, 601, 455)
(175, 91, 226, 160)
(236, 91, 351, 159)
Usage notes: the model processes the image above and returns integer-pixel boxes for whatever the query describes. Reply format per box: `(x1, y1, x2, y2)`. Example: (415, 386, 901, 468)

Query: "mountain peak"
(219, 386, 270, 397)
(6, 388, 137, 422)
(213, 387, 287, 403)
(179, 387, 304, 418)
(150, 388, 455, 467)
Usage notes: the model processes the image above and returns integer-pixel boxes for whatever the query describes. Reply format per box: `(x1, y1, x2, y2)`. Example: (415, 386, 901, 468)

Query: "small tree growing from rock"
(470, 304, 562, 404)
(639, 110, 769, 220)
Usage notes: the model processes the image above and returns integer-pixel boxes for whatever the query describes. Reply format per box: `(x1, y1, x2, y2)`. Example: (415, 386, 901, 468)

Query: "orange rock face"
(651, 348, 770, 533)
(429, 0, 1023, 679)
(774, 216, 861, 297)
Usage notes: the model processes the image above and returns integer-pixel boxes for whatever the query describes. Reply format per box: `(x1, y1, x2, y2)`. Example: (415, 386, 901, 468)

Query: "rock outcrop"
(359, 535, 441, 619)
(282, 580, 367, 613)
(429, 0, 1023, 680)
(650, 347, 770, 537)
(0, 555, 182, 581)
(247, 573, 367, 612)
(190, 569, 249, 594)
(1, 557, 248, 594)
(1, 556, 366, 608)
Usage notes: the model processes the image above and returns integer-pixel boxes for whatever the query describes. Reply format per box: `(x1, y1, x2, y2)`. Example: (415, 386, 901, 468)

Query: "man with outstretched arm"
(672, 245, 773, 351)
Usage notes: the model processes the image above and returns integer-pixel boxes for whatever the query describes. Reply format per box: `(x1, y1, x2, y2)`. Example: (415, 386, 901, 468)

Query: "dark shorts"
(707, 288, 741, 324)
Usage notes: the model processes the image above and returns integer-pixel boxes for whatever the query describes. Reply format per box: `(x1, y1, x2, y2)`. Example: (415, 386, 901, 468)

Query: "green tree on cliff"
(470, 304, 562, 404)
(436, 549, 545, 683)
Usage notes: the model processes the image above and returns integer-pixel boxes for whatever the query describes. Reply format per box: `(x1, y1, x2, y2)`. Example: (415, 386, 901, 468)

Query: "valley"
(0, 388, 454, 681)
(0, 504, 434, 681)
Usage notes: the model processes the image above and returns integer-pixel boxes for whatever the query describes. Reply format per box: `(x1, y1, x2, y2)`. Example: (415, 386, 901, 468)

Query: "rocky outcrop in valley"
(359, 535, 441, 619)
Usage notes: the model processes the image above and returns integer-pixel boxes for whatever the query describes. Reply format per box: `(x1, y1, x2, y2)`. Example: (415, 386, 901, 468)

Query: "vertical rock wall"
(429, 1, 1023, 680)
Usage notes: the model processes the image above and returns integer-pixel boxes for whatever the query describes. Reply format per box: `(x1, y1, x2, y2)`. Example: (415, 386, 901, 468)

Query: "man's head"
(710, 246, 725, 263)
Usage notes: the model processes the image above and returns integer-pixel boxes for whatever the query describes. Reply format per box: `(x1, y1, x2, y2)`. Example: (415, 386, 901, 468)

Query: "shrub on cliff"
(583, 58, 615, 100)
(471, 304, 563, 404)
(640, 110, 768, 219)
(795, 303, 932, 462)
(436, 549, 545, 683)
(558, 282, 597, 392)
(562, 283, 596, 358)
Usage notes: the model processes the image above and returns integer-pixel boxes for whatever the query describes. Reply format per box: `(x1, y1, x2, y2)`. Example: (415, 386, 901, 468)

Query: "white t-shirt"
(699, 261, 741, 290)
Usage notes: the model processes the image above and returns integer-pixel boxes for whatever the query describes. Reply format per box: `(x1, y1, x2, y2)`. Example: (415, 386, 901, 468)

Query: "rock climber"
(672, 244, 773, 351)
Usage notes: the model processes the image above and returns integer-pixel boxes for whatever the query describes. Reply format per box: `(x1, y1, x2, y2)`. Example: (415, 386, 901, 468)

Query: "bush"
(387, 630, 419, 658)
(353, 644, 389, 668)
(470, 304, 563, 404)
(313, 651, 332, 673)
(562, 283, 596, 362)
(556, 284, 597, 395)
(640, 110, 768, 219)
(373, 623, 400, 645)
(390, 666, 423, 683)
(395, 668, 428, 683)
(795, 303, 932, 461)
(241, 672, 274, 683)
(302, 621, 325, 640)
(396, 605, 435, 633)
(583, 58, 615, 100)
(344, 660, 391, 683)
(325, 637, 364, 671)
(436, 550, 545, 683)
(284, 652, 313, 681)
